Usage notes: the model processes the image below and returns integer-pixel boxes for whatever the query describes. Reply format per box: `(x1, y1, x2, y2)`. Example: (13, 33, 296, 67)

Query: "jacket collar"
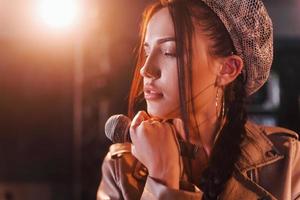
(236, 121, 284, 173)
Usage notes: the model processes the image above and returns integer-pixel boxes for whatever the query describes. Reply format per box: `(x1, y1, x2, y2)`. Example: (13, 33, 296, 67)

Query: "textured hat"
(200, 0, 274, 95)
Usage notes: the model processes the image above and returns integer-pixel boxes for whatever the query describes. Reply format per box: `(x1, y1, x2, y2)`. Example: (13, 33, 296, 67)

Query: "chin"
(147, 106, 179, 119)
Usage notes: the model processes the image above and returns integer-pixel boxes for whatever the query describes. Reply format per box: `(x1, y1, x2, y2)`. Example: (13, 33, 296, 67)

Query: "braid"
(199, 75, 248, 200)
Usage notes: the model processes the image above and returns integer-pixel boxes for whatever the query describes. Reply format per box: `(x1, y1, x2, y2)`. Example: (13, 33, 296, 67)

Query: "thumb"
(172, 118, 186, 140)
(131, 110, 150, 129)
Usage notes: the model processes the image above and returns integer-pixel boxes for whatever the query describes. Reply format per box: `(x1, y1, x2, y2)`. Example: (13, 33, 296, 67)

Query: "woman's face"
(141, 7, 220, 119)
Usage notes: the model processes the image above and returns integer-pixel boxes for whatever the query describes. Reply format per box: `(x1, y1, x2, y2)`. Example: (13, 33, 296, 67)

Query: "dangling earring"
(221, 90, 225, 120)
(214, 87, 226, 144)
(216, 87, 220, 118)
(216, 87, 225, 119)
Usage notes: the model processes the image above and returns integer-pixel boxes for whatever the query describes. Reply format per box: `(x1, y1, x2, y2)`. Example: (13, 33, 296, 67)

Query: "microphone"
(105, 114, 199, 159)
(105, 114, 132, 143)
(105, 114, 149, 179)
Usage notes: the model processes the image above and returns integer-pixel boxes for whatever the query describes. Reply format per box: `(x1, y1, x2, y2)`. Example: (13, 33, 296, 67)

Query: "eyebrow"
(143, 37, 175, 47)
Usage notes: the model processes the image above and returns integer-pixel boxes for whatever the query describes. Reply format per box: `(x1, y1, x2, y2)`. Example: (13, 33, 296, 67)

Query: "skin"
(130, 7, 243, 189)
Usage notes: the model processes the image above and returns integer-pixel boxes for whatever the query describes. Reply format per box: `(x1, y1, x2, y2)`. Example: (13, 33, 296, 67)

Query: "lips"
(144, 85, 163, 100)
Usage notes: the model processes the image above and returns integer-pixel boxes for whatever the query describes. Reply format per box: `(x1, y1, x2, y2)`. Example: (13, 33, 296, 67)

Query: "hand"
(130, 111, 185, 189)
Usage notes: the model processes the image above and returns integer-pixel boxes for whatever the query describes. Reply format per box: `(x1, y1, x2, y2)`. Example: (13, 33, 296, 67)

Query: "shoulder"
(243, 122, 300, 200)
(261, 125, 300, 164)
(245, 121, 299, 159)
(245, 121, 299, 143)
(263, 124, 299, 157)
(258, 124, 299, 152)
(237, 121, 300, 172)
(242, 121, 299, 162)
(260, 125, 299, 140)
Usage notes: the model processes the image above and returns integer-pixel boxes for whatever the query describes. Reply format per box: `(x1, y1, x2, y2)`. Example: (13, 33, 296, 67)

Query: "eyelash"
(144, 51, 176, 58)
(163, 52, 177, 57)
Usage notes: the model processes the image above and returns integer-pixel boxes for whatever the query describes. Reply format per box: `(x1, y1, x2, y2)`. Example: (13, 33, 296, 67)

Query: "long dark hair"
(128, 0, 247, 199)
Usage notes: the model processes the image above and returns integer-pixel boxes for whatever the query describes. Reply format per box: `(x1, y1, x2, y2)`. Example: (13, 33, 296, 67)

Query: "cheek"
(162, 61, 181, 102)
(163, 81, 180, 116)
(191, 63, 217, 113)
(192, 61, 216, 93)
(162, 69, 179, 98)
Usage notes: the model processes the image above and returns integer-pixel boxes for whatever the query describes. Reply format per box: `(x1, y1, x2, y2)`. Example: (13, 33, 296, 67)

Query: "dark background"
(0, 0, 299, 199)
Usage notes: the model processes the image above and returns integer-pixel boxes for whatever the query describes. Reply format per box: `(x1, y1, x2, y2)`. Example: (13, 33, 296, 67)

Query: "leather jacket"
(97, 122, 300, 200)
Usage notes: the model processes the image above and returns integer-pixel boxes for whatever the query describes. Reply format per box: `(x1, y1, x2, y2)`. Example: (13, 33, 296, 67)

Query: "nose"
(140, 58, 161, 79)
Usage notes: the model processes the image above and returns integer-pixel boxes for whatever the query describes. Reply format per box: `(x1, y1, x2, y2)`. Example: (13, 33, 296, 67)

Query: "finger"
(131, 110, 150, 129)
(147, 117, 162, 124)
(148, 115, 163, 122)
(172, 118, 186, 140)
(148, 118, 159, 123)
(130, 111, 150, 143)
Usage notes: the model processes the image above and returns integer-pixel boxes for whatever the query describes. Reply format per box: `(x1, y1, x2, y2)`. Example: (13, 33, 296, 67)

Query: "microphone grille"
(105, 114, 131, 143)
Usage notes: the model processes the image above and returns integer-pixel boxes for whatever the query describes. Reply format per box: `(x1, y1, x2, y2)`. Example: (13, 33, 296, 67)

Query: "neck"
(188, 101, 227, 157)
(187, 86, 225, 157)
(190, 117, 217, 156)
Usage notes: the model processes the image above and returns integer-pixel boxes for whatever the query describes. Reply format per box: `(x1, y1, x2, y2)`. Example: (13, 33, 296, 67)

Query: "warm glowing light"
(37, 0, 80, 29)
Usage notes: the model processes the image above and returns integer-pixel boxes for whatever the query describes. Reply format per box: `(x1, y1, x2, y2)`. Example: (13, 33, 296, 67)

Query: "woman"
(97, 0, 300, 199)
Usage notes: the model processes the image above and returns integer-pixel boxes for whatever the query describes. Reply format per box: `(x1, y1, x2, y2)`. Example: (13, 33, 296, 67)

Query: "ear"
(215, 55, 244, 87)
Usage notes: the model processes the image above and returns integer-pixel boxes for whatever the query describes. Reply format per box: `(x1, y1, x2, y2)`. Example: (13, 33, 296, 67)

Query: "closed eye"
(163, 52, 177, 57)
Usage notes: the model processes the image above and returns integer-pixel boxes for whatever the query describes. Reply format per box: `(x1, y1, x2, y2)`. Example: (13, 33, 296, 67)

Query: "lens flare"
(37, 0, 79, 29)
